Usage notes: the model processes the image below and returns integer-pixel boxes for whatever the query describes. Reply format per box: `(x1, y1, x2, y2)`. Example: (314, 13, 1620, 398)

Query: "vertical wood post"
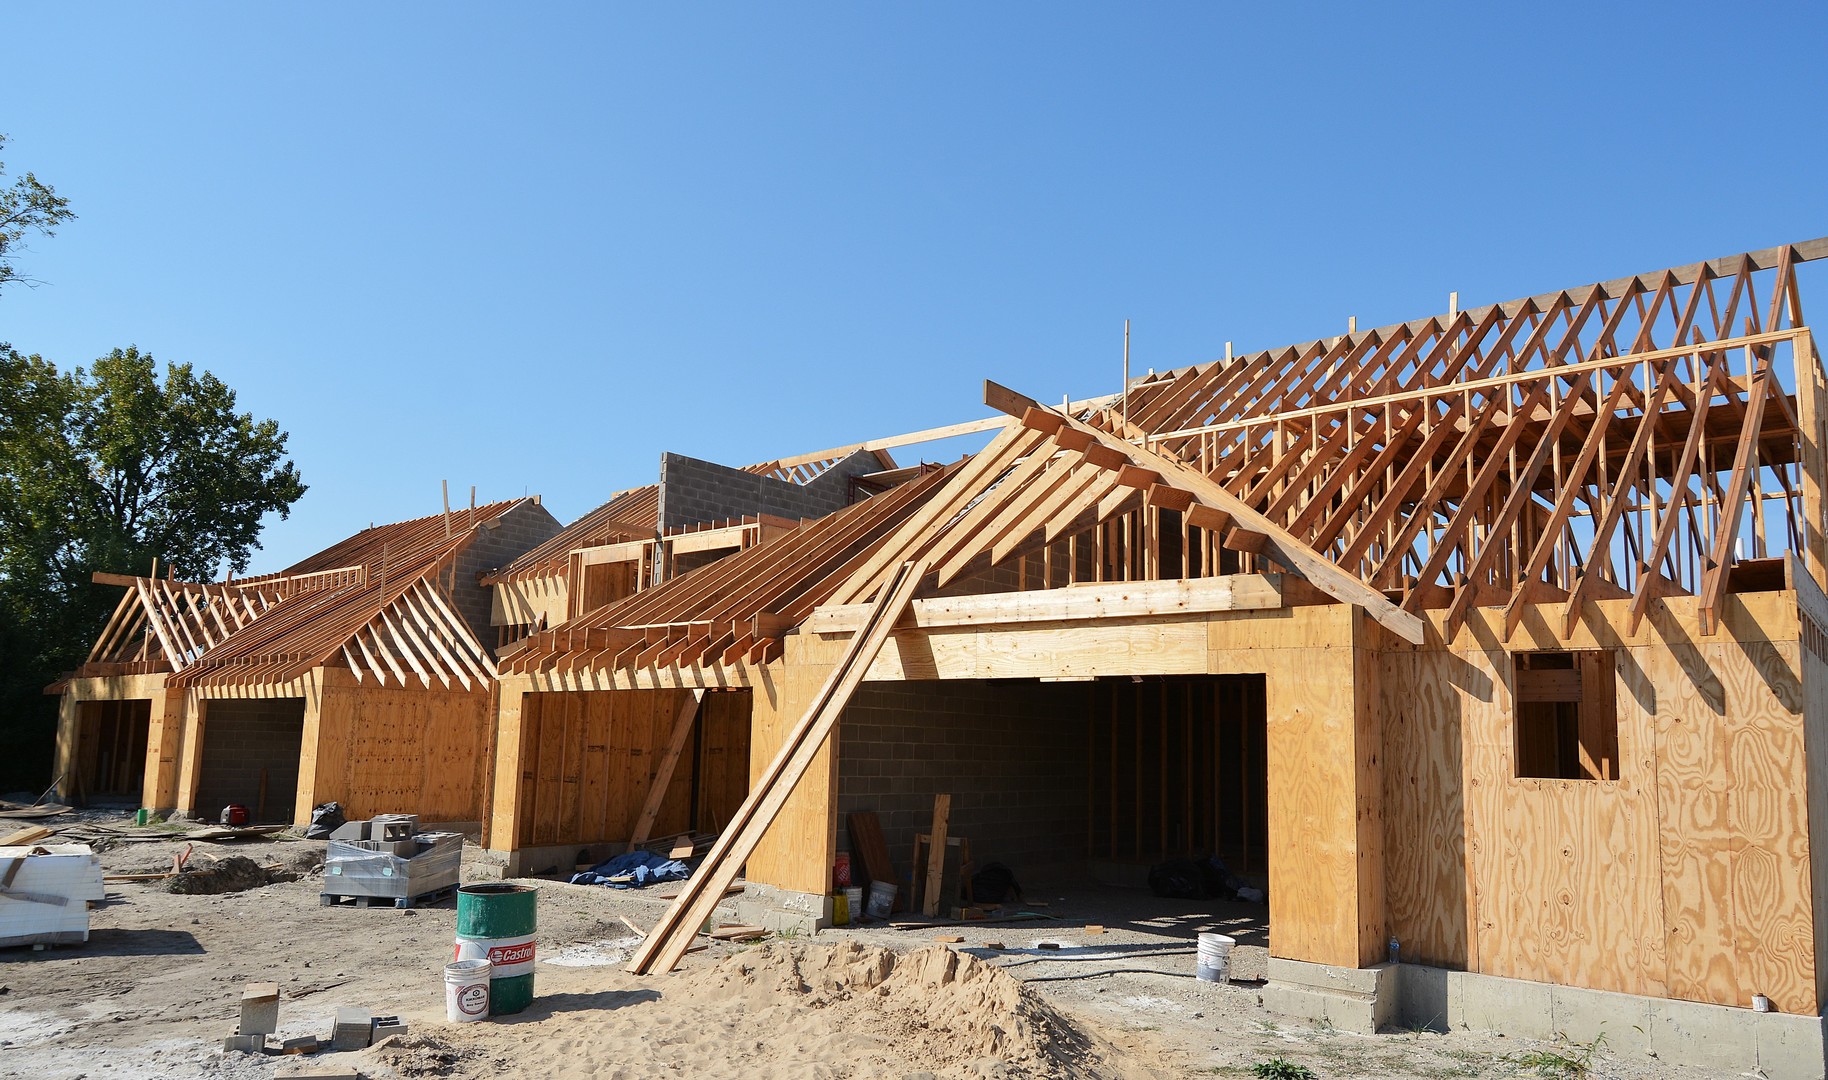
(1795, 329, 1826, 591)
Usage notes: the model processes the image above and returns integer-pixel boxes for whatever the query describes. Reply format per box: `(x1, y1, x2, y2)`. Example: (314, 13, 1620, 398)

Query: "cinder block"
(371, 1014, 408, 1040)
(240, 980, 280, 1035)
(222, 1032, 266, 1053)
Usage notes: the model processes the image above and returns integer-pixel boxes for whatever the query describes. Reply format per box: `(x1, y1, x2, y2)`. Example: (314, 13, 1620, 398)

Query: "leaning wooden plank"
(922, 794, 951, 918)
(625, 691, 705, 853)
(628, 559, 928, 974)
(847, 811, 896, 900)
(990, 382, 1426, 644)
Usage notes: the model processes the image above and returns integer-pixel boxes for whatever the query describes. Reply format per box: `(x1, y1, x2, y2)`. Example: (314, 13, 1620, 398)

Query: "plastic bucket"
(832, 891, 850, 926)
(444, 958, 492, 1022)
(455, 884, 537, 1015)
(844, 886, 864, 921)
(1196, 933, 1235, 983)
(866, 881, 897, 919)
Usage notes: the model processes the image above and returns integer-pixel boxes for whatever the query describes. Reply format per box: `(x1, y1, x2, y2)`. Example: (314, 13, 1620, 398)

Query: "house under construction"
(494, 237, 1828, 1073)
(50, 235, 1828, 1072)
(54, 498, 559, 826)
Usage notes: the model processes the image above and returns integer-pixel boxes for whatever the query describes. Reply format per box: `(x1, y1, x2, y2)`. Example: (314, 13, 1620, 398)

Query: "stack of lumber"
(0, 842, 105, 947)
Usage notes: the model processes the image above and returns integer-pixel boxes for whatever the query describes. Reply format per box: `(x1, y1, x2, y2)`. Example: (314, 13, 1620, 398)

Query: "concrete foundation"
(1262, 959, 1828, 1077)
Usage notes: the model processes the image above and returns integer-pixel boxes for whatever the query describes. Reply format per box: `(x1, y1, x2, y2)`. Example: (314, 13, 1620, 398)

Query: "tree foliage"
(0, 346, 306, 788)
(0, 134, 76, 294)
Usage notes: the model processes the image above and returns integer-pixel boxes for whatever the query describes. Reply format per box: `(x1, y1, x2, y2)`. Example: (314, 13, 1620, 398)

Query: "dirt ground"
(0, 816, 1767, 1079)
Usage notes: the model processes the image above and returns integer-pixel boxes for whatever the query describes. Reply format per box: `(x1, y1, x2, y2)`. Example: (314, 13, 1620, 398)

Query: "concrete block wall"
(835, 679, 1091, 890)
(449, 500, 564, 650)
(657, 449, 881, 531)
(192, 698, 307, 824)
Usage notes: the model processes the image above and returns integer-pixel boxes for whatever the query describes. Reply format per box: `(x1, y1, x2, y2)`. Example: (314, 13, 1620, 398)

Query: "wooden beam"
(922, 793, 951, 917)
(1795, 329, 1827, 591)
(807, 573, 1285, 633)
(626, 690, 705, 854)
(991, 381, 1426, 643)
(1698, 354, 1774, 634)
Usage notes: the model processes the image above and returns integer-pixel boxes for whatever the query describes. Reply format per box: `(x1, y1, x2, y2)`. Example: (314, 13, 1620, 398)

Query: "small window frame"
(1512, 650, 1619, 782)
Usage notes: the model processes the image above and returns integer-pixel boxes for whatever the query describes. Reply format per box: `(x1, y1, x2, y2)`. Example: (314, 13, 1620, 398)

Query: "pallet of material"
(0, 843, 105, 947)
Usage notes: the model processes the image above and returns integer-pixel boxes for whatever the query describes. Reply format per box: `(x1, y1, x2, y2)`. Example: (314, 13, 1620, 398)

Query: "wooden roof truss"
(827, 239, 1823, 643)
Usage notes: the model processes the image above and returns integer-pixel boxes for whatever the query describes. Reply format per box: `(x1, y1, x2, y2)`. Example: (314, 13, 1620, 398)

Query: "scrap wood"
(618, 914, 649, 937)
(933, 935, 965, 944)
(0, 802, 72, 820)
(0, 826, 53, 848)
(183, 825, 292, 842)
(707, 924, 766, 941)
(104, 871, 176, 883)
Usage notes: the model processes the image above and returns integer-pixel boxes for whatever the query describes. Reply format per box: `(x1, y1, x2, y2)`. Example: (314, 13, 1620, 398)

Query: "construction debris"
(167, 854, 297, 895)
(331, 1006, 373, 1051)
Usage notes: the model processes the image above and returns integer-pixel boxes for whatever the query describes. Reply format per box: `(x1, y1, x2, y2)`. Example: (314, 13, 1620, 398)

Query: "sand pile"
(672, 941, 1107, 1078)
(384, 940, 1154, 1079)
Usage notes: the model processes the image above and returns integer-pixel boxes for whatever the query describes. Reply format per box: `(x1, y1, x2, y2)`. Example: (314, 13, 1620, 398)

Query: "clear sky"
(4, 3, 1825, 574)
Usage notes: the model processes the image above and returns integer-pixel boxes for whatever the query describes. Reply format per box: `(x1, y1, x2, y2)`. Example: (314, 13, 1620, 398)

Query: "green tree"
(0, 134, 76, 294)
(0, 347, 306, 791)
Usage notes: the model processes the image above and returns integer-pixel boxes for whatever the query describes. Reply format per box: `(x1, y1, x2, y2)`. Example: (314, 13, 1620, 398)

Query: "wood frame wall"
(488, 676, 755, 855)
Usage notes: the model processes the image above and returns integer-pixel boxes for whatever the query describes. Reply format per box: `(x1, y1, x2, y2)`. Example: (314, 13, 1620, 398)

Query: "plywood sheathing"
(1380, 587, 1820, 1014)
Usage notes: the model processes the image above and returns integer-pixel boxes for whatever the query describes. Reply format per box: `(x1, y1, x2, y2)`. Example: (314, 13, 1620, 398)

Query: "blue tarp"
(568, 849, 694, 889)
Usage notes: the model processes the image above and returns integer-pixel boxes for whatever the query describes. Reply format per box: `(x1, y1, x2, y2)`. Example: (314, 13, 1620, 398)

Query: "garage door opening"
(71, 699, 151, 806)
(193, 698, 306, 824)
(834, 674, 1270, 965)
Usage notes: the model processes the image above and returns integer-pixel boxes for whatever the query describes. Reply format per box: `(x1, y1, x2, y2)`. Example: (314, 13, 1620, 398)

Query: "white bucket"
(844, 886, 864, 921)
(1196, 933, 1235, 983)
(866, 880, 897, 919)
(445, 958, 492, 1022)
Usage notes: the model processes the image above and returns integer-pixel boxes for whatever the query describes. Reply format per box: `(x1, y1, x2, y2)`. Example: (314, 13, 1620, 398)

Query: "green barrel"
(453, 884, 537, 1015)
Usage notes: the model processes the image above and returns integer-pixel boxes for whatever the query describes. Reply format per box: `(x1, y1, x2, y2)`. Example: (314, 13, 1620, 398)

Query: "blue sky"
(4, 3, 1825, 573)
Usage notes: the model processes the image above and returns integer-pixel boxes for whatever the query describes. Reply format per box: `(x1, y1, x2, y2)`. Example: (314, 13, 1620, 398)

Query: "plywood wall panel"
(1380, 650, 1470, 968)
(746, 659, 837, 897)
(1654, 643, 1740, 1007)
(1800, 610, 1828, 1011)
(1265, 643, 1377, 968)
(1722, 640, 1815, 1013)
(305, 677, 492, 824)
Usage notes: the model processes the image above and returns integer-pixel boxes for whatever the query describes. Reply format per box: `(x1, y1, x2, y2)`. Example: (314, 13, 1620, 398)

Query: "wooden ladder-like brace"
(626, 558, 928, 975)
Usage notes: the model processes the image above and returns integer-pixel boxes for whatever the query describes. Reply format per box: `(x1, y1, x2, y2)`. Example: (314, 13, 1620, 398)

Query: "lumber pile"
(0, 843, 105, 947)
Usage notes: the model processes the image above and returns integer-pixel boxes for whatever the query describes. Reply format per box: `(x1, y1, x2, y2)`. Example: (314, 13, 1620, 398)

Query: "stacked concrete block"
(656, 449, 882, 532)
(834, 680, 1091, 878)
(450, 500, 563, 649)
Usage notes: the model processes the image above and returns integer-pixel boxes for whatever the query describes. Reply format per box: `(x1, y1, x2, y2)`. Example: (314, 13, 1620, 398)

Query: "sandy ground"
(0, 815, 1769, 1079)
